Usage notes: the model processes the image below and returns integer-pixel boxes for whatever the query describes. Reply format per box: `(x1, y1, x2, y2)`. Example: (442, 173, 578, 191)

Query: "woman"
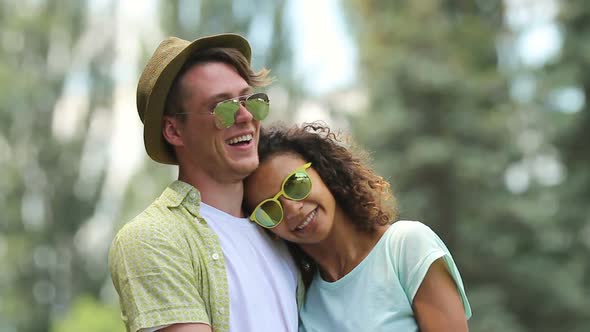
(244, 122, 471, 331)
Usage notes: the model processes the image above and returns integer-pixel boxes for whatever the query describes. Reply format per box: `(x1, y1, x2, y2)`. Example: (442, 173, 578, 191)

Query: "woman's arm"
(412, 258, 469, 332)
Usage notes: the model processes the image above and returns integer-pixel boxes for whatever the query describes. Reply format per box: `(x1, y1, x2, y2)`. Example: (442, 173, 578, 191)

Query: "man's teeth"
(296, 210, 316, 231)
(227, 134, 253, 145)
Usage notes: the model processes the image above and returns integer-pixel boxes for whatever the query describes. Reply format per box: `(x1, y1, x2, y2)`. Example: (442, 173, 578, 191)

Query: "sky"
(287, 0, 357, 94)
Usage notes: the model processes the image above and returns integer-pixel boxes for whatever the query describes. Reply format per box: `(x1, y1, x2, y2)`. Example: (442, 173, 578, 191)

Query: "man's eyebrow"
(241, 87, 254, 95)
(209, 87, 254, 103)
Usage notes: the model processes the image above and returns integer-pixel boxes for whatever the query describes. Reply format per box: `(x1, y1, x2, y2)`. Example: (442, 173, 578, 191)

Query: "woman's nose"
(279, 196, 304, 218)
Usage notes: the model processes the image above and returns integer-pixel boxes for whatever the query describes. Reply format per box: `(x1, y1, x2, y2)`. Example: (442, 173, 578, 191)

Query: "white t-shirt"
(299, 220, 471, 332)
(200, 202, 299, 332)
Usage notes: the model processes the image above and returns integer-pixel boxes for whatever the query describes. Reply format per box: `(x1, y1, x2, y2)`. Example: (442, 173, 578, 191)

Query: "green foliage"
(343, 0, 590, 330)
(0, 1, 114, 331)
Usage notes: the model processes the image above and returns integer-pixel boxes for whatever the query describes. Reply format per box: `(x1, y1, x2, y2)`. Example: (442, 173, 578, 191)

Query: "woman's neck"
(301, 214, 389, 282)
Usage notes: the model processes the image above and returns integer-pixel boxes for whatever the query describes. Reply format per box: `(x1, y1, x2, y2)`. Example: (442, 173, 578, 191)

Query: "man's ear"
(162, 116, 184, 147)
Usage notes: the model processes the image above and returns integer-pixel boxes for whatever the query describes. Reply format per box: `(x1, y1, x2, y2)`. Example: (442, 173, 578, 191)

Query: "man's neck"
(178, 168, 246, 218)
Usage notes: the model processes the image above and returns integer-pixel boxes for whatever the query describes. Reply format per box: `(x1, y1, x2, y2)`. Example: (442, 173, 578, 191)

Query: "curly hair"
(254, 121, 398, 286)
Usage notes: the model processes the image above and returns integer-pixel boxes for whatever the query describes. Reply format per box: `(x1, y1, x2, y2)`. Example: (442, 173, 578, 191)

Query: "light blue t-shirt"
(299, 220, 472, 332)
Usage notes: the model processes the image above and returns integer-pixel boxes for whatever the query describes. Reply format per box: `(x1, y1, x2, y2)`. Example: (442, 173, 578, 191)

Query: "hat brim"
(143, 34, 251, 165)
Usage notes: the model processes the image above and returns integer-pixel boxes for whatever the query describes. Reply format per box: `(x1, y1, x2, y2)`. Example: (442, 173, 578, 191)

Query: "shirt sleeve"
(389, 220, 472, 319)
(109, 218, 210, 332)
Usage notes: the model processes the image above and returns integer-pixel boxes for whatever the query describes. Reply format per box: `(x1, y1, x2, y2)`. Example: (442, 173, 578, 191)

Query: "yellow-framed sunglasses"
(249, 163, 313, 228)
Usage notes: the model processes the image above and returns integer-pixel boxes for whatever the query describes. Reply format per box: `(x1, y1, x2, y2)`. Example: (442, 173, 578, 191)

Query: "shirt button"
(190, 192, 197, 199)
(212, 253, 220, 260)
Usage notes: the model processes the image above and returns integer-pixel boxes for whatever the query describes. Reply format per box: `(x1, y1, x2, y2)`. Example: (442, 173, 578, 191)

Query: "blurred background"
(1, 0, 589, 331)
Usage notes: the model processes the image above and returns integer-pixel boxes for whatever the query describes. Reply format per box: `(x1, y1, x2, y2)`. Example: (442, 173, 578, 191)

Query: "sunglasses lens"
(245, 93, 270, 121)
(254, 200, 283, 228)
(214, 101, 239, 128)
(284, 172, 312, 200)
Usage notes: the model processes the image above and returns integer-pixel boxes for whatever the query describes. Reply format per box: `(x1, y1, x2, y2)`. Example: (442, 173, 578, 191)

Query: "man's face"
(172, 61, 261, 183)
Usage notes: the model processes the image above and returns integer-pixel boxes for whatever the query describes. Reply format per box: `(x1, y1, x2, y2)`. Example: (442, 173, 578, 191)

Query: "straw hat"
(136, 33, 251, 164)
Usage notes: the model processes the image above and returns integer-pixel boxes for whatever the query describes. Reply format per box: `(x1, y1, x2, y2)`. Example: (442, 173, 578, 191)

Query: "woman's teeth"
(296, 209, 316, 231)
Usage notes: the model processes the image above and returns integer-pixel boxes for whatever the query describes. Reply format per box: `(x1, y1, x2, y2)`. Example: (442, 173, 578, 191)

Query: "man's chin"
(232, 158, 259, 179)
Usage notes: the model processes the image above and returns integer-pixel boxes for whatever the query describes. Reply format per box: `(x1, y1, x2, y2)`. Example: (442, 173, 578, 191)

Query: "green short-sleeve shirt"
(109, 181, 232, 332)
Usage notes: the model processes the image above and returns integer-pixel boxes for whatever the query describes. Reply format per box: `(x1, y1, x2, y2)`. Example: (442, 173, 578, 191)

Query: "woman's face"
(244, 153, 336, 244)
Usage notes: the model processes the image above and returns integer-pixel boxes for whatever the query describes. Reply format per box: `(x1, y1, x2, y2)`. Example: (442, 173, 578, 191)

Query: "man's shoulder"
(113, 191, 187, 243)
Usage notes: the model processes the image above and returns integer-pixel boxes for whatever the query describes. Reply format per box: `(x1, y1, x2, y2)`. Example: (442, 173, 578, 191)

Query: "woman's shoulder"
(388, 220, 434, 237)
(384, 220, 445, 252)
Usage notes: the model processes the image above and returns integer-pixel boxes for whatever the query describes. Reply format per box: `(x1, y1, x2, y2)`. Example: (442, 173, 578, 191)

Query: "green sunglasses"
(177, 92, 270, 129)
(249, 163, 313, 228)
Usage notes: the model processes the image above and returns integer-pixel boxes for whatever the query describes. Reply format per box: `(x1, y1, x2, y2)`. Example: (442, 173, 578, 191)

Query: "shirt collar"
(160, 180, 202, 216)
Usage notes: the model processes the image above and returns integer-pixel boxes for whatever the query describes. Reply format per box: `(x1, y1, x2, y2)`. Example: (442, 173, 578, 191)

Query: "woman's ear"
(162, 116, 184, 147)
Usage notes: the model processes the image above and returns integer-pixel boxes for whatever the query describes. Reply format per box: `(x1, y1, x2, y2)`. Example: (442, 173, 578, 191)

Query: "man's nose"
(233, 102, 253, 124)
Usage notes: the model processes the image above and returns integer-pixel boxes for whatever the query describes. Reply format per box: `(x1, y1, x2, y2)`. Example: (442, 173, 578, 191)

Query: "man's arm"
(159, 323, 212, 332)
(412, 258, 469, 332)
(109, 217, 212, 332)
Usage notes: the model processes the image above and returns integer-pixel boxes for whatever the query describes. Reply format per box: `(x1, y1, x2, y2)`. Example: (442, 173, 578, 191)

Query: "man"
(109, 33, 300, 332)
